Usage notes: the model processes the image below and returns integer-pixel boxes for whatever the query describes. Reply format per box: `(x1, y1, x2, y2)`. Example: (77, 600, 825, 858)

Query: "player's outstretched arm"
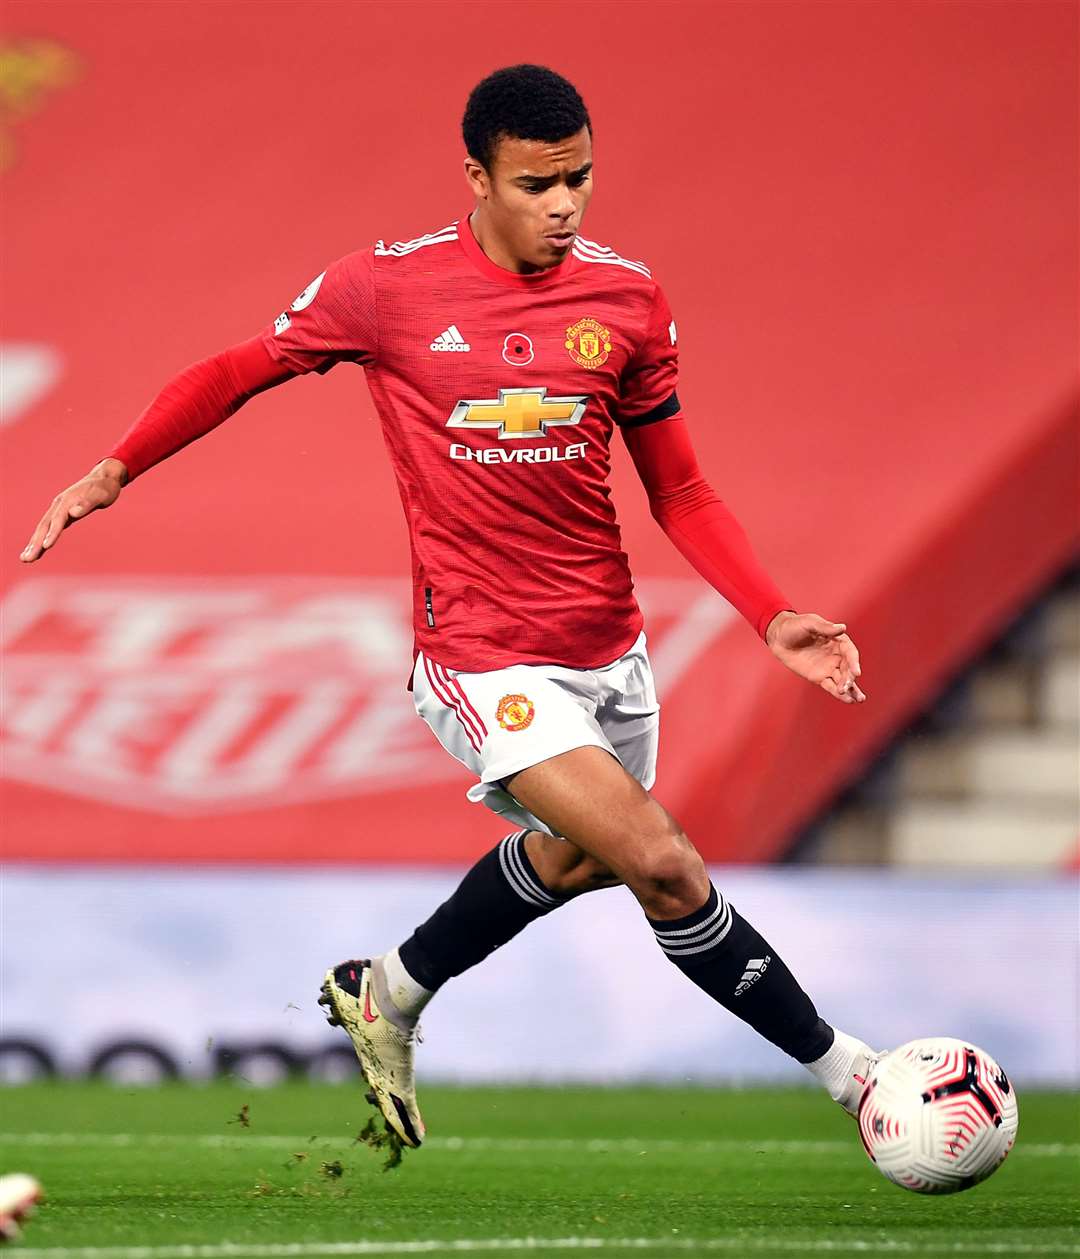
(19, 337, 295, 563)
(623, 416, 866, 704)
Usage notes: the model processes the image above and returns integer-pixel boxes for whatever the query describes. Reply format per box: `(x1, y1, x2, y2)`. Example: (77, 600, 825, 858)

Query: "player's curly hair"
(462, 65, 591, 170)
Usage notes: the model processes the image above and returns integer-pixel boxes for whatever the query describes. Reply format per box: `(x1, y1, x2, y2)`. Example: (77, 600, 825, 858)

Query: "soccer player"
(21, 65, 876, 1151)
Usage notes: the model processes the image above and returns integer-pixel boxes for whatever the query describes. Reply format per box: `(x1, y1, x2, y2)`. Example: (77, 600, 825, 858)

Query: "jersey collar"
(457, 212, 576, 289)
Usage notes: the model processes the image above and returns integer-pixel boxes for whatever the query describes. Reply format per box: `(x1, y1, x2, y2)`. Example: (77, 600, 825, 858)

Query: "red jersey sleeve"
(108, 338, 291, 480)
(260, 248, 378, 375)
(624, 417, 792, 638)
(616, 282, 681, 427)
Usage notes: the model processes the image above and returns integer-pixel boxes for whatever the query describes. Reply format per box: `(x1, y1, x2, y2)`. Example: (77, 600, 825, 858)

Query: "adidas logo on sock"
(734, 954, 771, 997)
(430, 324, 470, 352)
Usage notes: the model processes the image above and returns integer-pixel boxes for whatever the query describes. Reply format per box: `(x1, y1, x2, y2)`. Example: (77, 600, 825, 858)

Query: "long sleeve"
(623, 416, 792, 638)
(107, 336, 294, 480)
(110, 247, 379, 480)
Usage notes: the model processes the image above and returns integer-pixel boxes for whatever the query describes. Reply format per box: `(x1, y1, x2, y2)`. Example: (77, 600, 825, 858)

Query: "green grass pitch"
(1, 1082, 1077, 1257)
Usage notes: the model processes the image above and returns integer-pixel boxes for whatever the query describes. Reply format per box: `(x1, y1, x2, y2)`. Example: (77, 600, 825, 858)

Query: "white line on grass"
(11, 1237, 1080, 1258)
(0, 1133, 1075, 1158)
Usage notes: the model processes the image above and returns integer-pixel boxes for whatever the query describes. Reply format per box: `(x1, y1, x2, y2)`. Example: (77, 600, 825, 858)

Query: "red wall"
(3, 0, 1076, 862)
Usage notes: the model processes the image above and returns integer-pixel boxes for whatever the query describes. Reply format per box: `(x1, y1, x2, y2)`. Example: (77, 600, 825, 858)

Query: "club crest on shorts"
(496, 693, 535, 732)
(565, 317, 612, 370)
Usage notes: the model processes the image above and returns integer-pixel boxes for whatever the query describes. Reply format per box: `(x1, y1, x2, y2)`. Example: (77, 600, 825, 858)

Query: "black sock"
(398, 830, 565, 992)
(648, 884, 833, 1063)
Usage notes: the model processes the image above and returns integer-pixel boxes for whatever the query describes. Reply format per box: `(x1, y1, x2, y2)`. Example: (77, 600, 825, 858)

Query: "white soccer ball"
(857, 1038, 1018, 1194)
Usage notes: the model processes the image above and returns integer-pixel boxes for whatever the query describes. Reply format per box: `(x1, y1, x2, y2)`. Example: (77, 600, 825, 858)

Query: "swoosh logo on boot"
(362, 985, 378, 1023)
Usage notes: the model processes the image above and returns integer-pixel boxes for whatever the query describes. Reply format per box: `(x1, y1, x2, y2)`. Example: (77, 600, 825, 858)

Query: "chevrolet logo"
(446, 387, 588, 440)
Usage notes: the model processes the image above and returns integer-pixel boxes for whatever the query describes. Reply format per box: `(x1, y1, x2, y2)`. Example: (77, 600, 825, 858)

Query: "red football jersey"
(260, 215, 680, 672)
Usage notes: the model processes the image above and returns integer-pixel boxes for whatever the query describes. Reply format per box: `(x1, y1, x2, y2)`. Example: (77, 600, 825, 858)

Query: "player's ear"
(464, 154, 490, 200)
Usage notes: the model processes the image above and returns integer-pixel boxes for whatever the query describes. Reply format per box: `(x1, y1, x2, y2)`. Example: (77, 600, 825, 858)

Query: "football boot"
(318, 958, 425, 1148)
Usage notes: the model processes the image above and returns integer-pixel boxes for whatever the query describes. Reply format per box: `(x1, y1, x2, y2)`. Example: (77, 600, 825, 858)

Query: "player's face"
(466, 127, 593, 273)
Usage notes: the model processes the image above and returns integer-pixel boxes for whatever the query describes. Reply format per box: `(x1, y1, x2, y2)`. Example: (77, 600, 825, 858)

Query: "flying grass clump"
(354, 1115, 405, 1171)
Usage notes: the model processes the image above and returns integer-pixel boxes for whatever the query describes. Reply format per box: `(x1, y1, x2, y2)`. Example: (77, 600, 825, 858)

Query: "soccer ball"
(857, 1038, 1018, 1194)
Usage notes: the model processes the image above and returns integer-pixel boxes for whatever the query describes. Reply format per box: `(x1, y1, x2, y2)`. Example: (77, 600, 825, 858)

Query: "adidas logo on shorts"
(734, 954, 771, 997)
(430, 325, 470, 352)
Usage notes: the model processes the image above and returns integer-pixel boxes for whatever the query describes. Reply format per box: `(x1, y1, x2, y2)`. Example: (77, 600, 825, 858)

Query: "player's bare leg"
(524, 831, 622, 896)
(509, 747, 708, 918)
(506, 747, 880, 1114)
(323, 747, 874, 1146)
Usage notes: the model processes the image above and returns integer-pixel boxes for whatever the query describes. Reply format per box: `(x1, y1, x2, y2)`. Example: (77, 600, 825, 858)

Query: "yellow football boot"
(318, 958, 425, 1148)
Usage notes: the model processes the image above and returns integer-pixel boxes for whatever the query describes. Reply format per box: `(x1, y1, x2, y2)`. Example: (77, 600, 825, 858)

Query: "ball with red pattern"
(857, 1038, 1018, 1194)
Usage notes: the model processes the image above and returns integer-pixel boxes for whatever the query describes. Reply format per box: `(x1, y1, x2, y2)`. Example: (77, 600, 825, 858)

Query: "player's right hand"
(19, 458, 128, 563)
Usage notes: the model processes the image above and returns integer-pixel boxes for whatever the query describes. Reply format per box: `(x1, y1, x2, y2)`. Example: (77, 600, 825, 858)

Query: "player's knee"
(625, 822, 708, 916)
(634, 842, 701, 897)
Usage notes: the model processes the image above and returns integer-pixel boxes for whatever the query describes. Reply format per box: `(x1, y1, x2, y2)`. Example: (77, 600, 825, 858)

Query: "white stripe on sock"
(509, 833, 559, 904)
(498, 836, 551, 908)
(658, 904, 734, 956)
(652, 894, 727, 941)
(502, 834, 557, 907)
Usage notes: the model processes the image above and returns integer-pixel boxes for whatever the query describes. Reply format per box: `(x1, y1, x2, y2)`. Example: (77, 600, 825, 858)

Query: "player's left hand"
(765, 611, 866, 704)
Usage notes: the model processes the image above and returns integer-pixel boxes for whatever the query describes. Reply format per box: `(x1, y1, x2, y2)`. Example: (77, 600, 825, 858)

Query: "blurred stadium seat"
(807, 576, 1079, 867)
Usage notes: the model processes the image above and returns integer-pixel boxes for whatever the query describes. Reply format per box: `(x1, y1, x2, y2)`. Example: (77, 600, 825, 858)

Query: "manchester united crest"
(565, 317, 613, 370)
(496, 693, 535, 732)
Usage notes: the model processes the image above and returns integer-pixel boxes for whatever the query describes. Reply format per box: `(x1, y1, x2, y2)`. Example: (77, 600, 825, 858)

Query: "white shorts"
(413, 631, 659, 837)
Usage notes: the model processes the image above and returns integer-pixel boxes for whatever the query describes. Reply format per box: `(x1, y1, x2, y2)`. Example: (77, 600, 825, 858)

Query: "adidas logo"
(734, 955, 771, 997)
(430, 325, 470, 352)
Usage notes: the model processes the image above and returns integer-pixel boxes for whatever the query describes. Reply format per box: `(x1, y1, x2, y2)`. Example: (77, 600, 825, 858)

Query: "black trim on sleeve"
(617, 390, 681, 429)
